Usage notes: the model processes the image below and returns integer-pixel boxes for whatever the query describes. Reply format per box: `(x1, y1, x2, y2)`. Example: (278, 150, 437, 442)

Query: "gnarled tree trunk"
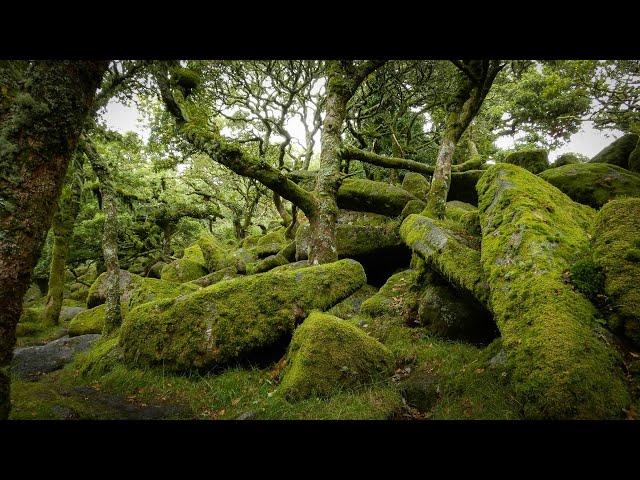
(0, 60, 106, 419)
(42, 157, 84, 326)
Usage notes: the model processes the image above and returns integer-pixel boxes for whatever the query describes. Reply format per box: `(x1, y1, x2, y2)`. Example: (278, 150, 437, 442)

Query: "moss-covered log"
(120, 259, 367, 371)
(337, 178, 418, 216)
(0, 61, 107, 419)
(277, 311, 394, 401)
(538, 162, 640, 208)
(592, 198, 640, 347)
(477, 163, 629, 419)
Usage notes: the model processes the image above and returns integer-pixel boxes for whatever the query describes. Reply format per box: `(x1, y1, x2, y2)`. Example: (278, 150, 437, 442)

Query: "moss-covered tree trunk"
(0, 60, 106, 419)
(42, 158, 84, 326)
(83, 140, 122, 335)
(424, 60, 503, 219)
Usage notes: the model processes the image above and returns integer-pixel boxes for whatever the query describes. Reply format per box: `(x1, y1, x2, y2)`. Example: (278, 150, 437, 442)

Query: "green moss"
(477, 163, 630, 419)
(589, 133, 639, 168)
(327, 284, 378, 320)
(569, 258, 604, 299)
(628, 141, 640, 173)
(120, 259, 367, 371)
(592, 197, 640, 347)
(337, 178, 418, 216)
(445, 201, 480, 235)
(19, 306, 43, 324)
(504, 149, 549, 174)
(181, 243, 205, 264)
(277, 312, 394, 401)
(553, 152, 585, 167)
(160, 258, 208, 283)
(401, 173, 429, 201)
(400, 199, 427, 220)
(257, 229, 285, 247)
(86, 270, 136, 309)
(190, 266, 239, 287)
(241, 235, 261, 248)
(197, 235, 231, 272)
(68, 304, 107, 336)
(296, 217, 402, 260)
(400, 214, 488, 306)
(539, 162, 640, 208)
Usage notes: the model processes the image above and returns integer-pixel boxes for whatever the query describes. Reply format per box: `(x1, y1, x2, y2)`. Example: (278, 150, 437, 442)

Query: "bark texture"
(42, 156, 84, 326)
(0, 60, 106, 419)
(424, 60, 503, 219)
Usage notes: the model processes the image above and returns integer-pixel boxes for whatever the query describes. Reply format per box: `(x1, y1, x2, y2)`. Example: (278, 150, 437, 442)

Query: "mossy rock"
(241, 235, 261, 249)
(197, 235, 231, 272)
(295, 217, 402, 261)
(401, 173, 429, 202)
(400, 199, 427, 220)
(257, 229, 286, 247)
(23, 284, 43, 304)
(68, 305, 107, 336)
(553, 152, 584, 167)
(160, 258, 208, 283)
(359, 269, 421, 326)
(16, 322, 45, 337)
(182, 243, 206, 264)
(628, 141, 640, 173)
(191, 266, 240, 287)
(538, 162, 640, 209)
(327, 284, 379, 320)
(400, 213, 488, 307)
(147, 261, 167, 279)
(124, 277, 199, 311)
(504, 149, 549, 174)
(445, 201, 480, 236)
(592, 198, 640, 347)
(337, 178, 418, 216)
(277, 311, 394, 401)
(477, 163, 630, 419)
(72, 277, 199, 336)
(87, 270, 135, 309)
(19, 307, 43, 324)
(589, 133, 639, 168)
(120, 259, 367, 371)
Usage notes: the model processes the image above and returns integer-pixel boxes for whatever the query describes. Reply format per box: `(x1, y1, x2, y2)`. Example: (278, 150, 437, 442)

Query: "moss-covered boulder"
(19, 306, 43, 324)
(359, 269, 421, 326)
(241, 234, 261, 249)
(337, 178, 418, 216)
(197, 235, 231, 272)
(402, 173, 429, 201)
(120, 259, 367, 371)
(628, 141, 640, 173)
(553, 152, 584, 167)
(400, 214, 488, 307)
(295, 217, 402, 261)
(74, 277, 199, 336)
(477, 163, 630, 419)
(125, 277, 199, 311)
(592, 198, 640, 347)
(147, 261, 167, 279)
(589, 133, 639, 168)
(327, 284, 378, 320)
(191, 266, 240, 287)
(86, 270, 135, 309)
(538, 162, 640, 208)
(182, 243, 206, 264)
(445, 201, 480, 235)
(278, 312, 394, 401)
(160, 258, 208, 283)
(504, 149, 549, 174)
(400, 199, 426, 220)
(68, 305, 106, 336)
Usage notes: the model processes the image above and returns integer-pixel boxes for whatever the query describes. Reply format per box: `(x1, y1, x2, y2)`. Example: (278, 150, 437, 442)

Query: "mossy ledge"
(120, 259, 367, 371)
(477, 163, 630, 419)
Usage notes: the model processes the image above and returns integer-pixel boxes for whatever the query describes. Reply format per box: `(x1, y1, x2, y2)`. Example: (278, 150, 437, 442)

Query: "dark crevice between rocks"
(350, 245, 412, 288)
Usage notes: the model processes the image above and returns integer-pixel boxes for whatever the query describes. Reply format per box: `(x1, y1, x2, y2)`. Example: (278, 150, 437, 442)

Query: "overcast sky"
(101, 98, 623, 162)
